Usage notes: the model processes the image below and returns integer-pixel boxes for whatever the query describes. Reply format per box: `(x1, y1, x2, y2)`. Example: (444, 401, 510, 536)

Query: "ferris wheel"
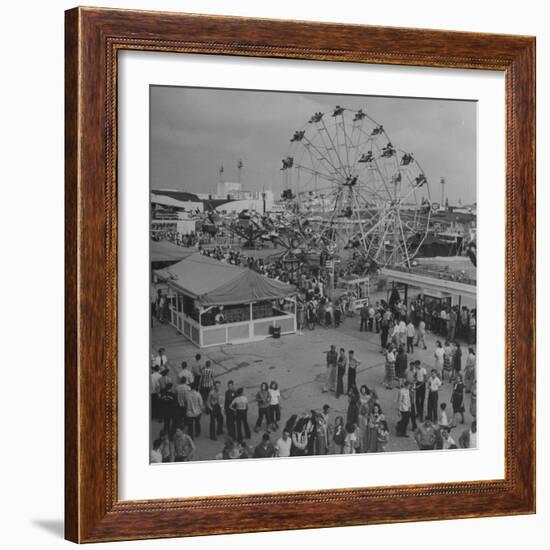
(280, 106, 432, 268)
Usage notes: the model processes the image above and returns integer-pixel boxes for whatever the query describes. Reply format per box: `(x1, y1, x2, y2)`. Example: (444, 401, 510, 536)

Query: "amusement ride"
(278, 105, 432, 272)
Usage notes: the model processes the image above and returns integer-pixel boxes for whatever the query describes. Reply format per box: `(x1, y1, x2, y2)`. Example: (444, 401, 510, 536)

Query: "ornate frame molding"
(65, 7, 535, 542)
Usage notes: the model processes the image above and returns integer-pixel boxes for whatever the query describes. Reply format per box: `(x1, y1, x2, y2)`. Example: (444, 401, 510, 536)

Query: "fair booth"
(341, 275, 371, 312)
(155, 253, 297, 348)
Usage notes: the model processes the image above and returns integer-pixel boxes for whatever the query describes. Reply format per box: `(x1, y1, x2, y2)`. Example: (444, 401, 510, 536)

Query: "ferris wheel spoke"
(339, 113, 353, 173)
(355, 179, 388, 204)
(394, 213, 412, 267)
(331, 115, 346, 173)
(294, 164, 338, 183)
(348, 119, 360, 167)
(320, 118, 349, 178)
(302, 135, 343, 181)
(311, 123, 343, 178)
(369, 160, 394, 201)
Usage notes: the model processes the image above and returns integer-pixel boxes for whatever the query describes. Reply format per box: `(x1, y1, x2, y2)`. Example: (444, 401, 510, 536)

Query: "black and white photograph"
(149, 86, 478, 464)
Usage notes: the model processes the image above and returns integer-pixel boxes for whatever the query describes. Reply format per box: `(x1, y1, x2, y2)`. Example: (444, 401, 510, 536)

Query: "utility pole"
(237, 159, 243, 184)
(440, 177, 446, 209)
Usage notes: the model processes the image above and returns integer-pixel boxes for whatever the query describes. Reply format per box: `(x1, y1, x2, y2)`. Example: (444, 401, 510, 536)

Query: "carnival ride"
(279, 106, 432, 270)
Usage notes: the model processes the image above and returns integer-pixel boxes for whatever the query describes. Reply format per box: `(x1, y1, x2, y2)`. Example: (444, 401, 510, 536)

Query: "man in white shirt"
(367, 305, 375, 331)
(275, 431, 292, 457)
(396, 381, 412, 436)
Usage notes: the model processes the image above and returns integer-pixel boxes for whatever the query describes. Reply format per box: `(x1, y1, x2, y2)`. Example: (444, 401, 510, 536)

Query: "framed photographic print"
(65, 6, 536, 543)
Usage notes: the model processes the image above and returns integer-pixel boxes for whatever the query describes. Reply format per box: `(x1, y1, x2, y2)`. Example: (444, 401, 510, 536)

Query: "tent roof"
(151, 190, 200, 202)
(150, 241, 196, 263)
(156, 253, 296, 306)
(151, 194, 200, 209)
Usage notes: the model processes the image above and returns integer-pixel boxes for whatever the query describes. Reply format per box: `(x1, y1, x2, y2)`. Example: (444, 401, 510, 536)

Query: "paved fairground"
(150, 290, 477, 461)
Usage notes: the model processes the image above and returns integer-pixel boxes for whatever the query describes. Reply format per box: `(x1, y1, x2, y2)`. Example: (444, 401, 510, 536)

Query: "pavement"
(151, 301, 476, 460)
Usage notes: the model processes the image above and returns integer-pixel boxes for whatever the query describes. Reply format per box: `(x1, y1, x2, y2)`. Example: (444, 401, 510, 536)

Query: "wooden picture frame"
(65, 6, 536, 543)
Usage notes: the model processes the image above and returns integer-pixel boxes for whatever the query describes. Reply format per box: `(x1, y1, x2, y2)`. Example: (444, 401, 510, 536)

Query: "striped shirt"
(200, 366, 215, 389)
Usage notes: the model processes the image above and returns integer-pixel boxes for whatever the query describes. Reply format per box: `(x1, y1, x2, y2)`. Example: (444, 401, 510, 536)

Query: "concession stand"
(340, 275, 371, 311)
(155, 253, 297, 348)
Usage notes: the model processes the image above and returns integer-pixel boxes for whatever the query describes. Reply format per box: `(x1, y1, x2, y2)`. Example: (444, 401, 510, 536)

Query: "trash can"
(270, 326, 281, 338)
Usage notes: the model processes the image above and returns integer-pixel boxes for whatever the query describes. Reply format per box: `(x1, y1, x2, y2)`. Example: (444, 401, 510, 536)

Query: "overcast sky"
(151, 85, 476, 205)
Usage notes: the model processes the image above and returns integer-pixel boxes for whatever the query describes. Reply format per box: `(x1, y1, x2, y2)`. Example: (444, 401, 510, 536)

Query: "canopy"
(151, 194, 200, 209)
(150, 241, 195, 263)
(156, 253, 296, 306)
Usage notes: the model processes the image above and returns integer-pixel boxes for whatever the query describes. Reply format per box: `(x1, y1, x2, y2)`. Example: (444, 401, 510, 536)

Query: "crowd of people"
(150, 316, 477, 461)
(200, 246, 296, 283)
(150, 241, 478, 462)
(151, 229, 203, 247)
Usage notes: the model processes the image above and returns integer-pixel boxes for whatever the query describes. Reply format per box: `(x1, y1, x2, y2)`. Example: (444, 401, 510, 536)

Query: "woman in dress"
(452, 341, 463, 382)
(395, 345, 408, 383)
(336, 348, 347, 398)
(306, 300, 316, 330)
(346, 388, 360, 427)
(451, 374, 465, 426)
(434, 340, 445, 379)
(380, 316, 390, 351)
(357, 385, 371, 450)
(464, 347, 476, 393)
(384, 344, 396, 389)
(391, 320, 400, 347)
(364, 403, 383, 453)
(443, 340, 454, 382)
(334, 298, 343, 327)
(376, 419, 390, 452)
(296, 299, 305, 333)
(324, 300, 333, 327)
(314, 411, 330, 455)
(332, 416, 346, 454)
(342, 423, 360, 454)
